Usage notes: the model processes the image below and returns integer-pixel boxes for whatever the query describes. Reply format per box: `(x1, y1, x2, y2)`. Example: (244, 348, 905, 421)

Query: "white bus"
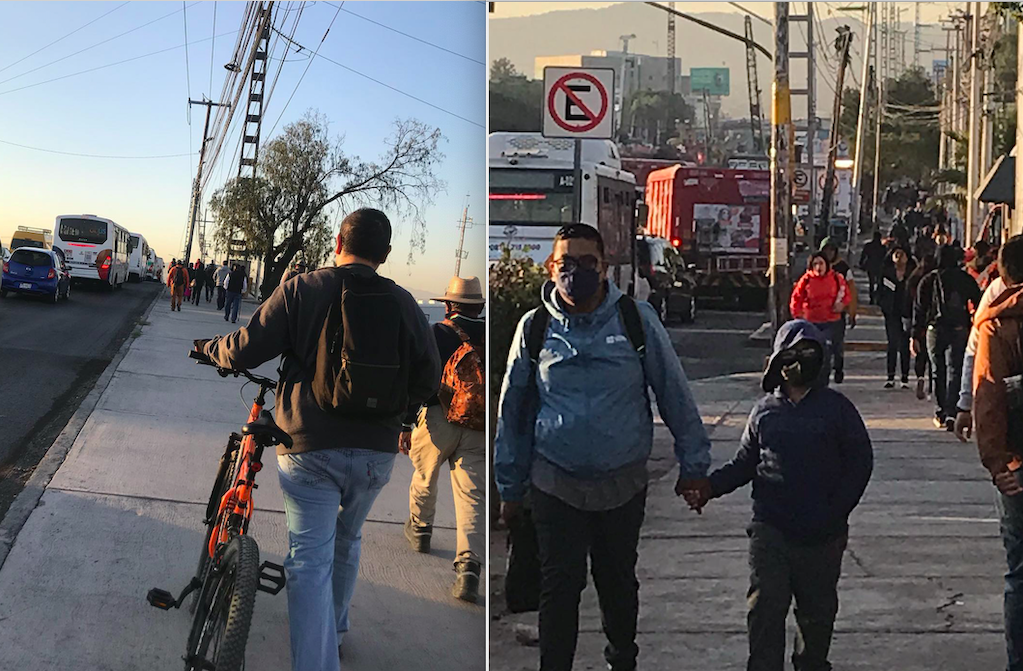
(488, 132, 640, 293)
(53, 215, 131, 289)
(128, 232, 150, 282)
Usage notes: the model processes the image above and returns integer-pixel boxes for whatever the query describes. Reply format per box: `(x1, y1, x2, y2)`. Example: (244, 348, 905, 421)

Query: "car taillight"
(47, 268, 56, 279)
(101, 260, 110, 270)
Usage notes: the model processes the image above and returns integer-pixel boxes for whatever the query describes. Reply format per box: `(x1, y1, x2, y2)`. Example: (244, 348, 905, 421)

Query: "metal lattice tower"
(667, 1, 676, 94)
(744, 15, 764, 153)
(238, 3, 273, 179)
(453, 202, 474, 277)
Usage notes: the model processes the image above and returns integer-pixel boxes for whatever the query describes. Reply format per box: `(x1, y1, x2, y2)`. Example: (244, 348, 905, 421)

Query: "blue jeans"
(811, 319, 845, 386)
(998, 490, 1023, 671)
(224, 291, 242, 322)
(277, 448, 396, 671)
(925, 325, 968, 420)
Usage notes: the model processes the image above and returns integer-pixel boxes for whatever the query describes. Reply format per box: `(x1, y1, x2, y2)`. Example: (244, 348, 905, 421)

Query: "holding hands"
(676, 477, 713, 514)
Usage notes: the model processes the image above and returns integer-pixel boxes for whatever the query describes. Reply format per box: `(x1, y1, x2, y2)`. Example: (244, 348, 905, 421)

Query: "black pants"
(205, 282, 213, 302)
(216, 286, 226, 309)
(883, 313, 910, 382)
(533, 486, 646, 671)
(747, 523, 847, 671)
(926, 325, 968, 420)
(191, 282, 205, 305)
(867, 271, 880, 304)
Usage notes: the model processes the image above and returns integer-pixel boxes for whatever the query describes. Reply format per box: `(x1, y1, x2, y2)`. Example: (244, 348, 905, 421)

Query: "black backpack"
(310, 268, 410, 418)
(933, 271, 971, 326)
(171, 266, 185, 288)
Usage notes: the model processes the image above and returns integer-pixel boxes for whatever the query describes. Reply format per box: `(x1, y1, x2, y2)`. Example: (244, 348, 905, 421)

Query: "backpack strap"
(526, 308, 551, 366)
(444, 318, 472, 345)
(616, 295, 646, 361)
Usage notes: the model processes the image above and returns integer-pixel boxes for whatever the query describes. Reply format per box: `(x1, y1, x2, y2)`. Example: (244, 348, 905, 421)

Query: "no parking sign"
(542, 67, 616, 140)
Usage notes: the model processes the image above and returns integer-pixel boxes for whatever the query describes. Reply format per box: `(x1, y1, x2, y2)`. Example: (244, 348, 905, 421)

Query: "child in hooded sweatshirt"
(789, 253, 851, 385)
(681, 320, 873, 671)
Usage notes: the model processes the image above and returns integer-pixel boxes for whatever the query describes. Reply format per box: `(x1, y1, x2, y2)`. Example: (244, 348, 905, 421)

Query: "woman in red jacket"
(789, 252, 850, 384)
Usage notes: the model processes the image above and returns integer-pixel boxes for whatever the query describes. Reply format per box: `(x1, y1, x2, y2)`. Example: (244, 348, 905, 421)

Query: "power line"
(0, 2, 202, 88)
(726, 2, 771, 27)
(0, 138, 196, 159)
(209, 1, 217, 96)
(0, 2, 130, 75)
(322, 1, 484, 65)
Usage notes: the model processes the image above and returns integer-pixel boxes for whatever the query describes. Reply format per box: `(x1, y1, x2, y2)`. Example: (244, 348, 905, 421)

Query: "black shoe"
(946, 417, 956, 432)
(451, 560, 480, 603)
(916, 378, 926, 400)
(884, 380, 895, 389)
(404, 518, 431, 553)
(834, 369, 844, 384)
(224, 315, 228, 321)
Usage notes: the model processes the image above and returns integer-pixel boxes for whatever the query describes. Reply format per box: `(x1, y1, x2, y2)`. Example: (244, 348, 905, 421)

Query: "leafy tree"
(620, 90, 694, 149)
(488, 247, 548, 383)
(490, 58, 543, 132)
(211, 111, 444, 299)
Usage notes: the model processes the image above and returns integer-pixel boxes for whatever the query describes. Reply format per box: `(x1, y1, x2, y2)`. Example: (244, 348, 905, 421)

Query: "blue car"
(1, 247, 71, 304)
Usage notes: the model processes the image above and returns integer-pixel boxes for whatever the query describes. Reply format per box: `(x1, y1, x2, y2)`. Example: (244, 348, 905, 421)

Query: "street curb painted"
(0, 286, 164, 570)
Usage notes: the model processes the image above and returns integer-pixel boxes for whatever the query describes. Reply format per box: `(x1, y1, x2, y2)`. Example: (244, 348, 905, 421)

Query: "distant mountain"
(491, 4, 946, 119)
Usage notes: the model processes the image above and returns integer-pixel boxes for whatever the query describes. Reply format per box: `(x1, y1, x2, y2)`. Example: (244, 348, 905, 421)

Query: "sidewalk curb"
(749, 323, 886, 352)
(0, 287, 164, 570)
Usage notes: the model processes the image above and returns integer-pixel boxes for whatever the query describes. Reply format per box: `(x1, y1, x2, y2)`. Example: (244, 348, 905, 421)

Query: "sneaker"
(403, 518, 431, 553)
(916, 379, 926, 400)
(834, 369, 844, 384)
(933, 415, 946, 429)
(884, 380, 895, 389)
(945, 417, 956, 432)
(224, 315, 228, 321)
(901, 381, 910, 390)
(451, 560, 480, 603)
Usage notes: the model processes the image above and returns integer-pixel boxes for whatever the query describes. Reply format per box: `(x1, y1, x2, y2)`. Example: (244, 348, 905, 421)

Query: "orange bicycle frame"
(207, 398, 264, 558)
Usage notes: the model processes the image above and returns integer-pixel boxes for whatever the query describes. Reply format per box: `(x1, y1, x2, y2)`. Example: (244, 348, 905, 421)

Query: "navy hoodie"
(708, 320, 873, 544)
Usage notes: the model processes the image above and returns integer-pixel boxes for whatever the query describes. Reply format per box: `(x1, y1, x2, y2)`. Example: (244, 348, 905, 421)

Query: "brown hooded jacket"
(973, 284, 1023, 476)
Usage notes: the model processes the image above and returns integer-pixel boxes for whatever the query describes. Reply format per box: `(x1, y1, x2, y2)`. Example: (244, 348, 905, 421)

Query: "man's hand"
(676, 477, 713, 514)
(847, 314, 857, 329)
(995, 469, 1023, 497)
(953, 410, 973, 443)
(501, 500, 523, 527)
(398, 431, 412, 455)
(910, 338, 918, 358)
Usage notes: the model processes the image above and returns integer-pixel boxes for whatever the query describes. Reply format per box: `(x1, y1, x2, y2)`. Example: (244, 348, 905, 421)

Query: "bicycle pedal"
(147, 588, 176, 610)
(257, 561, 286, 595)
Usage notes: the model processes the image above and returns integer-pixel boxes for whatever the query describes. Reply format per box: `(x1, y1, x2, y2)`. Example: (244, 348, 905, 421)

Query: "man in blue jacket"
(495, 223, 711, 671)
(682, 320, 873, 671)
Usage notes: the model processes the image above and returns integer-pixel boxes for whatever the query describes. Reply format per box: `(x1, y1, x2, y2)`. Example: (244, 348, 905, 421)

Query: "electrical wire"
(0, 2, 130, 75)
(322, 1, 483, 65)
(183, 1, 192, 101)
(0, 138, 196, 159)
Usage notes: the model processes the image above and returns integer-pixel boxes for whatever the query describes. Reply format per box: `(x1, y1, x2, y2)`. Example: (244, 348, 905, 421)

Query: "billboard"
(690, 67, 730, 96)
(693, 203, 761, 253)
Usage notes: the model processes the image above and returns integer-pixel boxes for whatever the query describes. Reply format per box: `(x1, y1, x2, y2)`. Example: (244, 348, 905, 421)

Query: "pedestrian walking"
(681, 319, 872, 671)
(789, 252, 850, 386)
(889, 218, 911, 252)
(214, 260, 230, 310)
(858, 230, 886, 304)
(402, 275, 486, 602)
(913, 245, 981, 430)
(819, 238, 858, 383)
(972, 235, 1023, 671)
(494, 223, 711, 671)
(953, 275, 1007, 441)
(913, 225, 937, 263)
(190, 260, 207, 306)
(223, 264, 247, 323)
(205, 262, 217, 302)
(907, 254, 938, 399)
(878, 247, 916, 389)
(198, 207, 441, 671)
(166, 260, 188, 312)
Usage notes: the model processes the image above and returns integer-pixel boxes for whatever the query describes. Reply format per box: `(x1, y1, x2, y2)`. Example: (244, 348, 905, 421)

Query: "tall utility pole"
(238, 2, 273, 179)
(667, 2, 676, 143)
(453, 202, 474, 277)
(788, 3, 816, 244)
(184, 98, 230, 264)
(871, 4, 887, 225)
(821, 27, 854, 232)
(966, 2, 983, 243)
(851, 4, 875, 239)
(769, 2, 792, 334)
(914, 3, 921, 68)
(618, 33, 636, 134)
(744, 15, 765, 153)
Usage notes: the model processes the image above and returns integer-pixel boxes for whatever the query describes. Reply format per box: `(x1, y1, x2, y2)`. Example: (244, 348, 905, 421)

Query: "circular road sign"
(546, 72, 610, 134)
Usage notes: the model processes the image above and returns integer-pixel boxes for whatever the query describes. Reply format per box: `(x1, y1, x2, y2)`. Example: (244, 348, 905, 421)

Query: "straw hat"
(434, 276, 485, 304)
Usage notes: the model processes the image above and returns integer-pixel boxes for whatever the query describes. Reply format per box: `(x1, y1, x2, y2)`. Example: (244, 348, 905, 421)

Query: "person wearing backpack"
(972, 235, 1023, 670)
(166, 259, 189, 312)
(222, 263, 248, 323)
(198, 208, 441, 670)
(494, 223, 711, 671)
(913, 244, 982, 430)
(401, 275, 486, 603)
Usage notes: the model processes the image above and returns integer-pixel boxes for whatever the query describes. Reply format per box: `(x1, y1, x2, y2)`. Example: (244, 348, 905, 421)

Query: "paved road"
(666, 309, 768, 380)
(0, 280, 161, 521)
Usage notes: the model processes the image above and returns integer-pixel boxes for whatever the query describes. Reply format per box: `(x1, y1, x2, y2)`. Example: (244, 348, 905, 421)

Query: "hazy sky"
(0, 1, 485, 295)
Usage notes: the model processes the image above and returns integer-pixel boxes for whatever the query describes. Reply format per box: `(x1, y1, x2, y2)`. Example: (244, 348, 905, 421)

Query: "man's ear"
(379, 245, 392, 264)
(335, 233, 343, 255)
(544, 253, 555, 279)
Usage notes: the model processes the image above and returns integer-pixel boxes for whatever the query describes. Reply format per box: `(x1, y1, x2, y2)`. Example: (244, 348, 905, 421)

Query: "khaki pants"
(170, 286, 184, 309)
(408, 404, 485, 565)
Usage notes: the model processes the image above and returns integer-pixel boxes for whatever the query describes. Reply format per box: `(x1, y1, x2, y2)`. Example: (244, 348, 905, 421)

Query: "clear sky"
(0, 1, 486, 296)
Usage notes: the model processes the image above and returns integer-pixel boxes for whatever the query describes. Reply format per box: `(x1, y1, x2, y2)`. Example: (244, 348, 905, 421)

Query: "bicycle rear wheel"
(184, 534, 260, 671)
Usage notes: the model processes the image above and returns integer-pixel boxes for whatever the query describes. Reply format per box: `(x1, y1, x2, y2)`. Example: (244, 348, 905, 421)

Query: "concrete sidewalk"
(489, 351, 1008, 670)
(0, 289, 484, 670)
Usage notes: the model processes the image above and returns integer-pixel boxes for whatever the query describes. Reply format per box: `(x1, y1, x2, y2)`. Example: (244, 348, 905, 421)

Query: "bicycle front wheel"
(184, 534, 260, 671)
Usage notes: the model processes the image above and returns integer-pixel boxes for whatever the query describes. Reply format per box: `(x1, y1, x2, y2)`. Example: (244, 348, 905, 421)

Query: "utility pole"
(184, 98, 230, 264)
(851, 4, 875, 239)
(1016, 17, 1023, 237)
(871, 4, 886, 225)
(966, 2, 982, 243)
(788, 3, 815, 245)
(769, 2, 792, 334)
(821, 27, 853, 234)
(618, 33, 636, 135)
(453, 202, 474, 277)
(914, 3, 921, 68)
(667, 1, 676, 142)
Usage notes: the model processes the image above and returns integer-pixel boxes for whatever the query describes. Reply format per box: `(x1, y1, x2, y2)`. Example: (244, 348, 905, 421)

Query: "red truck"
(645, 165, 770, 308)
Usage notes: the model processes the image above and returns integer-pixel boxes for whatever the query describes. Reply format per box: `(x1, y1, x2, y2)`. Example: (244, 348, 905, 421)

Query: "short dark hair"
(1000, 235, 1023, 285)
(338, 208, 391, 263)
(809, 251, 831, 271)
(553, 223, 605, 257)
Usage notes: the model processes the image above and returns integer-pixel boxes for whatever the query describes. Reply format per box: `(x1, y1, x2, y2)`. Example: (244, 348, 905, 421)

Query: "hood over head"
(936, 243, 961, 269)
(762, 320, 826, 392)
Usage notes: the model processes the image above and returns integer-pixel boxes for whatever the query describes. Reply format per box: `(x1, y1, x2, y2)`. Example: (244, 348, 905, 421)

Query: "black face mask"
(777, 345, 822, 387)
(556, 267, 602, 304)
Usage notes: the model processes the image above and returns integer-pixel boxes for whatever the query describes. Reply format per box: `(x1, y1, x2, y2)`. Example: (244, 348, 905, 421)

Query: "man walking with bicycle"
(200, 208, 441, 670)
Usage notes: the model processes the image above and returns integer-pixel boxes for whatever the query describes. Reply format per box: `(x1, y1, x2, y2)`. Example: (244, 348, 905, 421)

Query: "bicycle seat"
(242, 411, 293, 449)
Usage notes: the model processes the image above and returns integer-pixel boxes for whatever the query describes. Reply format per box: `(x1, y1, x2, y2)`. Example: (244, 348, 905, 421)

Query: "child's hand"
(676, 477, 713, 514)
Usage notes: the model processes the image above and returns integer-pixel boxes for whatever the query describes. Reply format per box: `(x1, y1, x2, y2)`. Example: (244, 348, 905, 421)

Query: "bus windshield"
(59, 218, 107, 245)
(489, 168, 573, 225)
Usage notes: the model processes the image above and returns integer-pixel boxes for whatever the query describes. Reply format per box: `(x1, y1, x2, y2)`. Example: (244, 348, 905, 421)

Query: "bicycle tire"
(184, 534, 260, 671)
(190, 440, 241, 614)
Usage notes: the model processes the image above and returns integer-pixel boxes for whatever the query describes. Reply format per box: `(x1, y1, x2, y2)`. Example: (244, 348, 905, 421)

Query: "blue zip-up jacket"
(709, 320, 873, 544)
(494, 280, 711, 502)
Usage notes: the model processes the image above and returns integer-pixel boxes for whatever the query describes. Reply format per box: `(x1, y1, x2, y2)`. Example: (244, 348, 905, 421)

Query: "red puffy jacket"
(789, 270, 850, 324)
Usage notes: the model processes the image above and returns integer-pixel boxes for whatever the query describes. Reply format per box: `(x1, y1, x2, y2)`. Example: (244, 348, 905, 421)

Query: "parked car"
(636, 235, 696, 324)
(1, 247, 71, 303)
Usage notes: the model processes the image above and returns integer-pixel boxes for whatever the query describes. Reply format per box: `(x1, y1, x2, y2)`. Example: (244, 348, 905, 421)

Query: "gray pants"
(746, 522, 848, 671)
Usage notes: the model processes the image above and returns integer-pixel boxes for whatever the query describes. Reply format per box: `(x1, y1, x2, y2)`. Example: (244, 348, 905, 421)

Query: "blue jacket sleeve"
(831, 396, 873, 521)
(638, 303, 711, 479)
(493, 310, 538, 502)
(708, 404, 761, 496)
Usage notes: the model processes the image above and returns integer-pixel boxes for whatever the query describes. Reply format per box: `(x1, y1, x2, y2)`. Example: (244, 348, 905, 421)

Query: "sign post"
(542, 66, 616, 224)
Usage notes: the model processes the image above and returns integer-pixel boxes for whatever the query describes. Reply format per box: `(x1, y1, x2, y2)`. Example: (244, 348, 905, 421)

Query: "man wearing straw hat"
(401, 275, 486, 603)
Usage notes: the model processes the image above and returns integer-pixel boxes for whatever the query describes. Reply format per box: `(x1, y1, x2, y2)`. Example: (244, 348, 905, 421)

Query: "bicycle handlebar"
(188, 349, 277, 389)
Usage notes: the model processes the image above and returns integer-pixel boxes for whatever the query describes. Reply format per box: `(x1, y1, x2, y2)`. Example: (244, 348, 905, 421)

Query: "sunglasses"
(553, 254, 600, 273)
(776, 344, 820, 365)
